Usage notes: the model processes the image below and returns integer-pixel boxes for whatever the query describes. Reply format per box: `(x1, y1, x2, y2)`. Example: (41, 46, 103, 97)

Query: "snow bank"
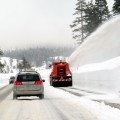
(79, 98, 120, 120)
(0, 72, 17, 88)
(0, 74, 10, 87)
(0, 57, 18, 88)
(0, 57, 18, 73)
(69, 15, 120, 68)
(68, 15, 120, 93)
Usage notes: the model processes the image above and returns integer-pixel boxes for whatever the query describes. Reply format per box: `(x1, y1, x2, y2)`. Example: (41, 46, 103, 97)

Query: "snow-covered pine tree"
(22, 56, 31, 70)
(113, 0, 120, 15)
(84, 2, 99, 36)
(0, 49, 4, 72)
(70, 0, 87, 45)
(95, 0, 110, 24)
(17, 56, 31, 71)
(0, 49, 3, 55)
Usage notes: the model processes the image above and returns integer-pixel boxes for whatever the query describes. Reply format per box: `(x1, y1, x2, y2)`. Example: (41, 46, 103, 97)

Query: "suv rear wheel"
(13, 94, 17, 100)
(39, 94, 44, 99)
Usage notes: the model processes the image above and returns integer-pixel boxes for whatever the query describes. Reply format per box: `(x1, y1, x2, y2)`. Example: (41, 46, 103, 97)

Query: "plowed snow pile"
(68, 15, 120, 93)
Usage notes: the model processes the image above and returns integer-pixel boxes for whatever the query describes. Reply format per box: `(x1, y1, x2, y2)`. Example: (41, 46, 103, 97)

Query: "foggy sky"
(0, 0, 113, 50)
(0, 0, 75, 50)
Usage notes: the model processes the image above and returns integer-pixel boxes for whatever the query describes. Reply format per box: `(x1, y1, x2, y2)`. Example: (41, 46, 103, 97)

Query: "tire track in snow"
(58, 87, 120, 110)
(45, 97, 70, 120)
(0, 85, 13, 103)
(45, 86, 97, 120)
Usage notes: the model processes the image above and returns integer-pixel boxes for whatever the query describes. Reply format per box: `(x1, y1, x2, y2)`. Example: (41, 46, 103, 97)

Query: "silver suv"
(13, 71, 45, 100)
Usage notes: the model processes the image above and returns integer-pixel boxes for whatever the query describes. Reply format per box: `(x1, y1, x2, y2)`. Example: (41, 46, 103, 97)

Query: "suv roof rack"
(19, 70, 38, 74)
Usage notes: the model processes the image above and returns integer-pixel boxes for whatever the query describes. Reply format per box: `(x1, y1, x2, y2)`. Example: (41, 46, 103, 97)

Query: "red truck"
(49, 61, 72, 87)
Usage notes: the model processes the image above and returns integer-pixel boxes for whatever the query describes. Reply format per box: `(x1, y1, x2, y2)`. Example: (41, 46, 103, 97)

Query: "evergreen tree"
(0, 49, 3, 55)
(0, 49, 4, 72)
(17, 62, 23, 71)
(70, 0, 87, 44)
(84, 2, 99, 36)
(17, 56, 31, 71)
(4, 47, 74, 67)
(0, 62, 4, 72)
(83, 0, 110, 36)
(22, 56, 31, 69)
(95, 0, 110, 24)
(113, 0, 120, 15)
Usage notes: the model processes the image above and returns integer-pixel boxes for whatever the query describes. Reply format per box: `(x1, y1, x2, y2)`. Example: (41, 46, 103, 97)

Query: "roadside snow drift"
(68, 15, 120, 93)
(0, 57, 18, 88)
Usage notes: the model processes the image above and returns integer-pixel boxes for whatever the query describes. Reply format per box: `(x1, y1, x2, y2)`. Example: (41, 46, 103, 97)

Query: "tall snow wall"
(68, 15, 120, 93)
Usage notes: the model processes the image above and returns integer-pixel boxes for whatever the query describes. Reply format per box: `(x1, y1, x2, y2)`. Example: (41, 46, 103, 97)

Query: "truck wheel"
(50, 81, 52, 86)
(52, 82, 56, 87)
(69, 81, 73, 86)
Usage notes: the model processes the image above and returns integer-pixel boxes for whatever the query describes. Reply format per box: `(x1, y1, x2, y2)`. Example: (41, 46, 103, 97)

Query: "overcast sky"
(0, 0, 76, 50)
(0, 0, 114, 50)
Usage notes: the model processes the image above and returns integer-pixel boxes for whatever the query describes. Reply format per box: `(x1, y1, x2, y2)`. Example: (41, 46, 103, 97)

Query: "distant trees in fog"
(0, 49, 3, 55)
(17, 56, 31, 71)
(0, 49, 4, 72)
(4, 47, 75, 67)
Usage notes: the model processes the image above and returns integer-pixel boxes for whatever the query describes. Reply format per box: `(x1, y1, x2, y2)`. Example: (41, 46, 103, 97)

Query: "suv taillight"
(35, 80, 43, 85)
(14, 81, 22, 85)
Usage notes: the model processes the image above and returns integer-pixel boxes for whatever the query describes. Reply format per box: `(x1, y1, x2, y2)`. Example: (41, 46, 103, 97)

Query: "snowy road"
(0, 85, 97, 120)
(1, 84, 120, 120)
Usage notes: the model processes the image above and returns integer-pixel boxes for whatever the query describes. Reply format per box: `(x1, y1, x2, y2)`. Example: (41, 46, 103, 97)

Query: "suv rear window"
(17, 74, 40, 82)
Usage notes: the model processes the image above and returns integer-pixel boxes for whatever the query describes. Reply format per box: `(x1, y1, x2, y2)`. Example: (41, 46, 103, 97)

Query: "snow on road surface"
(0, 74, 10, 87)
(0, 69, 120, 120)
(0, 86, 96, 120)
(0, 84, 120, 120)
